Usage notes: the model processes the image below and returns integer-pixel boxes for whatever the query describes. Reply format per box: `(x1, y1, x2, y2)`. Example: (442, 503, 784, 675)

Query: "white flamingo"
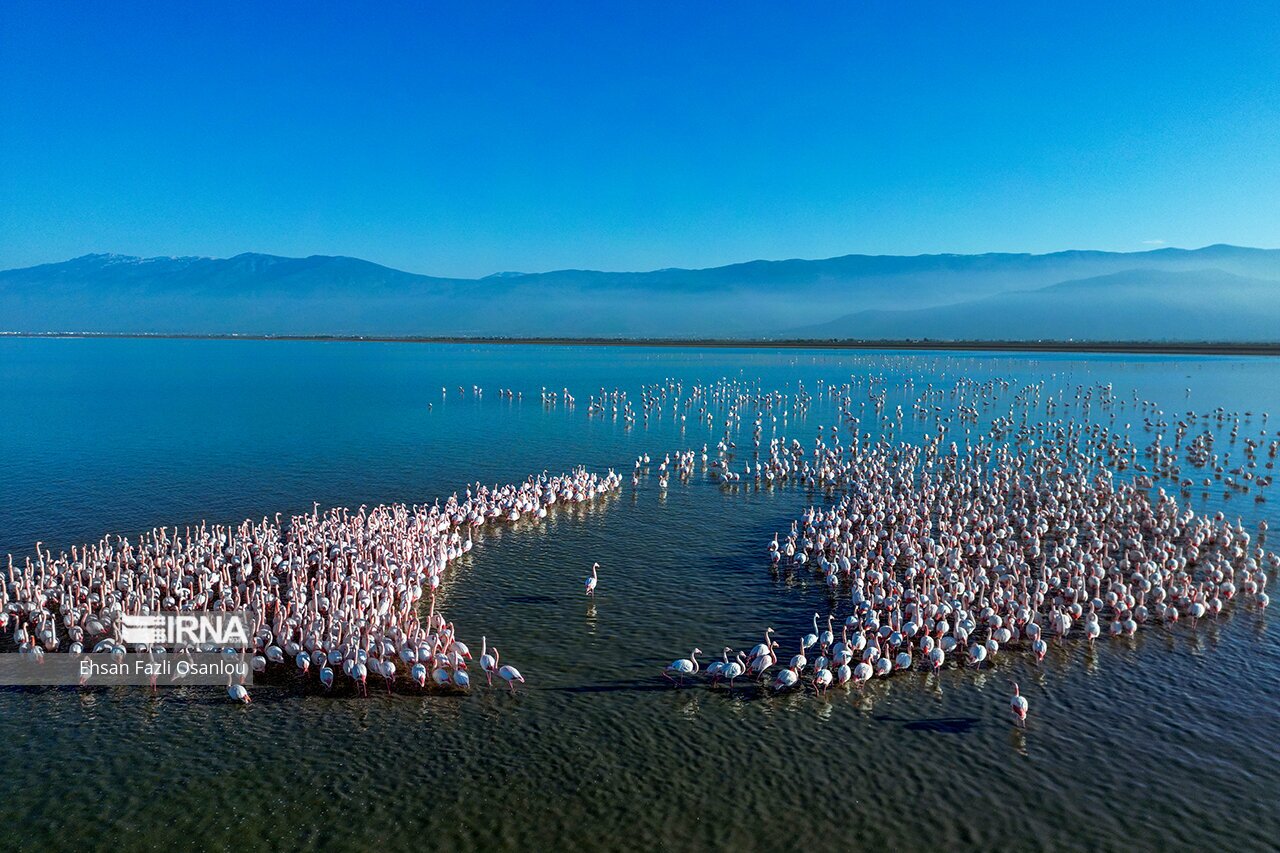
(1010, 682, 1028, 727)
(663, 648, 702, 686)
(772, 665, 799, 692)
(498, 662, 524, 694)
(801, 614, 819, 652)
(706, 648, 731, 685)
(722, 651, 746, 689)
(479, 637, 497, 687)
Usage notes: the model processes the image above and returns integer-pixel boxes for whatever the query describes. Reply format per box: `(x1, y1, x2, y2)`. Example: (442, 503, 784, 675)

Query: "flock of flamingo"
(3, 467, 622, 703)
(639, 374, 1274, 726)
(2, 366, 1274, 726)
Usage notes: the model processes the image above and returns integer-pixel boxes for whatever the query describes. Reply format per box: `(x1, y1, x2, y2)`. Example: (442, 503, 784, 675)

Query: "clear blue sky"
(2, 2, 1278, 277)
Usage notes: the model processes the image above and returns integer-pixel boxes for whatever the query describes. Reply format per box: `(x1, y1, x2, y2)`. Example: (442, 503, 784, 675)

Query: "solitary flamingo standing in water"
(1010, 683, 1028, 727)
(585, 563, 599, 596)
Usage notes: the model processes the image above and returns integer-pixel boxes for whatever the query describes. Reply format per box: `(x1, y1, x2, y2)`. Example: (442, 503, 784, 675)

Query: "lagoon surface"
(1, 338, 1278, 852)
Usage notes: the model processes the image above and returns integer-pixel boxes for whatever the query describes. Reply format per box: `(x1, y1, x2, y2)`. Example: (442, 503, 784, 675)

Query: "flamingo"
(722, 651, 747, 690)
(663, 648, 702, 686)
(479, 637, 497, 687)
(836, 662, 852, 686)
(788, 639, 808, 675)
(772, 665, 799, 692)
(819, 615, 834, 653)
(853, 661, 873, 686)
(751, 642, 778, 679)
(585, 562, 599, 596)
(801, 614, 819, 652)
(1010, 682, 1028, 727)
(352, 661, 368, 696)
(706, 648, 731, 685)
(498, 663, 524, 694)
(749, 627, 776, 661)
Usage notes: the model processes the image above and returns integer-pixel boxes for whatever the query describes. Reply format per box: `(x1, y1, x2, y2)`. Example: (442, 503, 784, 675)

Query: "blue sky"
(2, 2, 1278, 277)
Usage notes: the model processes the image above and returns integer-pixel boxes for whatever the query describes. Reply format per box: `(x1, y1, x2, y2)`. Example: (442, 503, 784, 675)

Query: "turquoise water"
(1, 339, 1277, 851)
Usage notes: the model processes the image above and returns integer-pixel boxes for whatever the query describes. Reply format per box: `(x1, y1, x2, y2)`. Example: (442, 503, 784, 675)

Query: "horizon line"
(6, 242, 1276, 282)
(4, 331, 1278, 357)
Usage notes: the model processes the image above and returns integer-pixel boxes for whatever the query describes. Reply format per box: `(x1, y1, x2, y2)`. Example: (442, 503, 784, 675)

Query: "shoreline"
(2, 331, 1279, 356)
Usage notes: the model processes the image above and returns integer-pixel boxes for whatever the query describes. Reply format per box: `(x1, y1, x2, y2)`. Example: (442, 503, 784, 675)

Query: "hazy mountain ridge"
(2, 246, 1278, 339)
(793, 268, 1280, 341)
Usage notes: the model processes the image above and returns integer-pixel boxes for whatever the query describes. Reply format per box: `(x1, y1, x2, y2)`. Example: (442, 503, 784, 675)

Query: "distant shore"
(3, 331, 1279, 356)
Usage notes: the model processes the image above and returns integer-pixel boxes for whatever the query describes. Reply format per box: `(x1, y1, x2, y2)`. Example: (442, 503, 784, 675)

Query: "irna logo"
(119, 612, 251, 647)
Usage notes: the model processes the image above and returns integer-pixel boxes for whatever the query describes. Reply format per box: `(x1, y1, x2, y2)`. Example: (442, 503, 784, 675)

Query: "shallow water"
(1, 339, 1277, 852)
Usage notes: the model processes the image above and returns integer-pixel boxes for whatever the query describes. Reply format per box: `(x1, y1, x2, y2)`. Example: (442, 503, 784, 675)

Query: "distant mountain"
(791, 268, 1280, 342)
(2, 246, 1279, 339)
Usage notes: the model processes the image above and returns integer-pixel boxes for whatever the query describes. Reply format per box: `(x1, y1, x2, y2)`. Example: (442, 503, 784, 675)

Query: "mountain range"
(2, 245, 1278, 340)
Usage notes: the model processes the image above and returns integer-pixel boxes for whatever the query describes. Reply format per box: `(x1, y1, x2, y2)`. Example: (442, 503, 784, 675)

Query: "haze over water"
(1, 338, 1277, 852)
